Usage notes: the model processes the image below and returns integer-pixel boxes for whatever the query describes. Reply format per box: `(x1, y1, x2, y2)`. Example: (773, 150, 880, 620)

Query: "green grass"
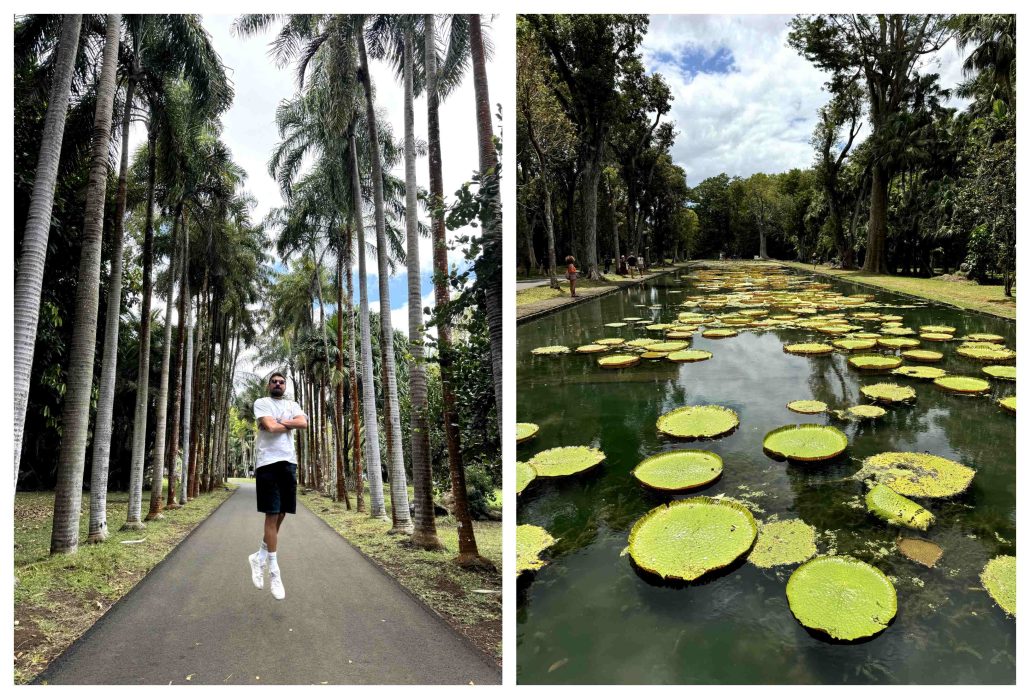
(298, 485, 501, 662)
(516, 278, 611, 307)
(14, 486, 234, 683)
(776, 261, 1015, 319)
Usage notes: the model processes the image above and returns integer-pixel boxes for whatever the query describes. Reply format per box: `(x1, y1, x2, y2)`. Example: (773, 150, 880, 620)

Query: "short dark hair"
(268, 371, 287, 384)
(565, 255, 575, 264)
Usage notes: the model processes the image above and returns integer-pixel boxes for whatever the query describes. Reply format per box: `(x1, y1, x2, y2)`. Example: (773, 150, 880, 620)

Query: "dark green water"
(516, 267, 1016, 684)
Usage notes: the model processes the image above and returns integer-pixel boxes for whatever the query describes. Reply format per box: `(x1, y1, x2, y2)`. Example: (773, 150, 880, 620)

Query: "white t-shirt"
(253, 396, 305, 468)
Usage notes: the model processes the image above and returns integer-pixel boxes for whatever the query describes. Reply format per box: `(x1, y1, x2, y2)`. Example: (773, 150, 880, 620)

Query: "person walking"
(565, 255, 579, 297)
(248, 372, 307, 600)
(627, 252, 638, 279)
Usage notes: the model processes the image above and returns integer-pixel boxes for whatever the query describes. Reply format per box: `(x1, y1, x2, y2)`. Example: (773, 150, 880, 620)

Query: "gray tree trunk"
(357, 29, 412, 533)
(50, 15, 121, 555)
(180, 286, 193, 505)
(88, 73, 135, 543)
(14, 14, 82, 488)
(405, 27, 442, 550)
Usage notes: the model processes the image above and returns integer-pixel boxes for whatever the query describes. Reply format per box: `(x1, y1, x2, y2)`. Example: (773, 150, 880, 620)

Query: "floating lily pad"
(627, 497, 758, 581)
(934, 375, 990, 394)
(604, 322, 628, 328)
(902, 349, 943, 363)
(861, 383, 916, 404)
(594, 338, 626, 346)
(921, 325, 956, 334)
(786, 556, 897, 641)
(897, 537, 943, 567)
(632, 450, 723, 491)
(833, 338, 877, 351)
(666, 331, 693, 340)
(964, 333, 1005, 344)
(983, 365, 1016, 381)
(702, 328, 738, 339)
(980, 555, 1016, 616)
(784, 342, 834, 356)
(999, 396, 1016, 413)
(787, 400, 827, 414)
(516, 524, 556, 575)
(626, 338, 661, 348)
(649, 341, 689, 352)
(865, 484, 935, 531)
(529, 446, 605, 478)
(515, 461, 536, 495)
(849, 355, 902, 371)
(531, 345, 570, 356)
(881, 326, 916, 336)
(575, 344, 608, 354)
(516, 422, 539, 444)
(847, 404, 887, 420)
(640, 351, 669, 360)
(919, 333, 953, 342)
(597, 354, 640, 369)
(877, 337, 921, 349)
(957, 344, 1016, 362)
(668, 349, 712, 363)
(657, 405, 739, 440)
(748, 519, 818, 568)
(891, 366, 946, 380)
(763, 424, 848, 462)
(855, 452, 975, 498)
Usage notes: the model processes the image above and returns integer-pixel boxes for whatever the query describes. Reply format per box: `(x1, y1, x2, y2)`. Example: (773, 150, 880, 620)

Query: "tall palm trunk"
(426, 15, 490, 568)
(179, 281, 193, 505)
(345, 226, 364, 512)
(527, 124, 559, 289)
(14, 14, 82, 487)
(403, 28, 442, 550)
(347, 129, 388, 520)
(357, 29, 412, 534)
(187, 271, 207, 499)
(50, 15, 121, 555)
(125, 125, 158, 529)
(166, 218, 189, 509)
(146, 206, 182, 520)
(334, 244, 351, 508)
(469, 14, 503, 428)
(87, 72, 134, 543)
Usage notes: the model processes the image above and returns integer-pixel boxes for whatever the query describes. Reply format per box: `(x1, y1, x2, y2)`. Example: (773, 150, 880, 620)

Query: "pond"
(515, 264, 1015, 684)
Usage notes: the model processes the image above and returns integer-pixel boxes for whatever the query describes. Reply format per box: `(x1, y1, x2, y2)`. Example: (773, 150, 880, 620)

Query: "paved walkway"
(39, 483, 500, 685)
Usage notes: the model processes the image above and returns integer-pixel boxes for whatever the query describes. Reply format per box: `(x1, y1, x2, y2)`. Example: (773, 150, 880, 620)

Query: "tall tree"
(50, 14, 121, 555)
(13, 14, 82, 488)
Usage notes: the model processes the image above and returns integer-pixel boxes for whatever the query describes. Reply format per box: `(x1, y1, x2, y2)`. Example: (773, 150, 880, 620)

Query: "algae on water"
(980, 555, 1016, 616)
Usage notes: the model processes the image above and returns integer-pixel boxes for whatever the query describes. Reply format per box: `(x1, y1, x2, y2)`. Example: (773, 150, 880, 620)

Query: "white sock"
(267, 552, 279, 575)
(257, 542, 268, 563)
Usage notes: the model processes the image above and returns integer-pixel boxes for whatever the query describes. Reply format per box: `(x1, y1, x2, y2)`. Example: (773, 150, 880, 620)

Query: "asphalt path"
(39, 483, 500, 685)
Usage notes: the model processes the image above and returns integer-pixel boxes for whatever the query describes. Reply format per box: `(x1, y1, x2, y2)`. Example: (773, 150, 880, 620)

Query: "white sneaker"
(248, 553, 265, 589)
(269, 570, 285, 600)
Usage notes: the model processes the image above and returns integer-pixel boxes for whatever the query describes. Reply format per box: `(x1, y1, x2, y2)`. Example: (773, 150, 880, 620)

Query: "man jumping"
(248, 372, 307, 600)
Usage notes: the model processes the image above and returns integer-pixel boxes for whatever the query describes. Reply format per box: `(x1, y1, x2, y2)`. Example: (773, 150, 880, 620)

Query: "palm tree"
(13, 14, 82, 489)
(425, 14, 491, 568)
(50, 14, 121, 555)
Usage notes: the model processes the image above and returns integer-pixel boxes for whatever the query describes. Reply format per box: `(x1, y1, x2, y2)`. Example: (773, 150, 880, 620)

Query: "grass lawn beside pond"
(298, 486, 501, 663)
(14, 486, 235, 683)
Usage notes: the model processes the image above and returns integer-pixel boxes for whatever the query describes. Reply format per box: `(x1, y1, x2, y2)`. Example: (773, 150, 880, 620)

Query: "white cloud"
(391, 289, 438, 340)
(642, 15, 971, 186)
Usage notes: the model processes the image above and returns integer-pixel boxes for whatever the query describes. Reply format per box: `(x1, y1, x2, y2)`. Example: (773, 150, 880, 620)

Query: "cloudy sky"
(641, 15, 971, 188)
(131, 16, 500, 383)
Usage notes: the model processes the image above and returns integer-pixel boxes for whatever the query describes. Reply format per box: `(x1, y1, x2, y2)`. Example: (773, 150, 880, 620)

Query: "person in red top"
(564, 255, 579, 297)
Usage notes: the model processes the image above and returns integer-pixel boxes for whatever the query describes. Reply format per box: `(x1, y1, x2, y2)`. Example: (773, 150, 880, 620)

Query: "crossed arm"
(257, 413, 308, 433)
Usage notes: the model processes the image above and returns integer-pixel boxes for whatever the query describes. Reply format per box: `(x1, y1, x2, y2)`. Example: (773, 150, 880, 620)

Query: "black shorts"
(255, 461, 297, 514)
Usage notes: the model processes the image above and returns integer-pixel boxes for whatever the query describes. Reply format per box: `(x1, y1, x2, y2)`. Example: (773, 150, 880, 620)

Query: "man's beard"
(270, 387, 284, 397)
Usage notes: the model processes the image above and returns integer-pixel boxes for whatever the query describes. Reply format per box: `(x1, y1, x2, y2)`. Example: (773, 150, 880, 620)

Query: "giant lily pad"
(604, 322, 628, 328)
(963, 333, 1005, 344)
(892, 366, 946, 380)
(902, 349, 943, 363)
(877, 337, 921, 349)
(763, 424, 848, 462)
(594, 337, 626, 346)
(786, 556, 897, 641)
(748, 519, 818, 568)
(861, 383, 916, 404)
(833, 338, 877, 351)
(626, 338, 661, 348)
(516, 524, 556, 575)
(897, 537, 943, 568)
(854, 452, 975, 498)
(516, 422, 539, 444)
(575, 344, 608, 354)
(920, 333, 953, 342)
(934, 375, 990, 394)
(702, 328, 738, 339)
(999, 396, 1016, 413)
(847, 405, 887, 420)
(983, 365, 1016, 381)
(668, 349, 712, 363)
(657, 405, 739, 440)
(921, 325, 956, 334)
(632, 450, 723, 491)
(787, 400, 827, 414)
(849, 355, 902, 371)
(784, 342, 833, 356)
(957, 344, 1016, 362)
(515, 461, 536, 495)
(865, 483, 935, 531)
(649, 341, 689, 352)
(980, 555, 1016, 616)
(597, 354, 640, 369)
(627, 497, 758, 581)
(531, 345, 570, 356)
(529, 446, 605, 477)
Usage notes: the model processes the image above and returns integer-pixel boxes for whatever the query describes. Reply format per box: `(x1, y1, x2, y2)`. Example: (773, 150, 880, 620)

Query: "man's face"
(269, 377, 286, 397)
